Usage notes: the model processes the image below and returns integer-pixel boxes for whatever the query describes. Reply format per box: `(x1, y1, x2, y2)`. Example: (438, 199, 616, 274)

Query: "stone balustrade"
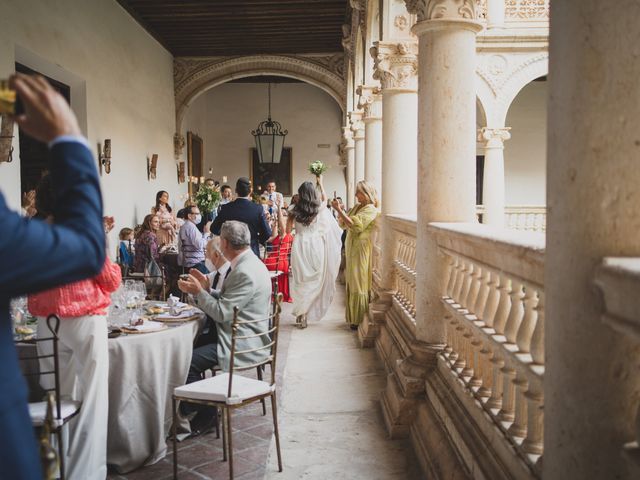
(593, 257, 640, 476)
(388, 215, 417, 327)
(505, 206, 546, 233)
(429, 222, 545, 476)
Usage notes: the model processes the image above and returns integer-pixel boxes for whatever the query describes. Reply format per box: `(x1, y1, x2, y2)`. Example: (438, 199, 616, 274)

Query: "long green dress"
(341, 203, 378, 326)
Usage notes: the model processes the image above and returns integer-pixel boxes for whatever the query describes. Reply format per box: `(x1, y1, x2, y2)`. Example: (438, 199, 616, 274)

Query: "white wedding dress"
(290, 208, 342, 322)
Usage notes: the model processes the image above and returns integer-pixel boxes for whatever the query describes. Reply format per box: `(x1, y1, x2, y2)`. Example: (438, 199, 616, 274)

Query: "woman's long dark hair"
(136, 214, 157, 239)
(154, 190, 172, 213)
(291, 181, 321, 226)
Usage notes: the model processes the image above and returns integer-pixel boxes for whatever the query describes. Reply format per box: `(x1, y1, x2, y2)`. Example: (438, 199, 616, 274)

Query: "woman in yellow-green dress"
(331, 181, 379, 330)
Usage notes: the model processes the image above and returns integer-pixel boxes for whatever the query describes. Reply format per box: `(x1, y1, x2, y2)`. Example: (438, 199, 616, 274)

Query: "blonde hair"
(356, 180, 378, 208)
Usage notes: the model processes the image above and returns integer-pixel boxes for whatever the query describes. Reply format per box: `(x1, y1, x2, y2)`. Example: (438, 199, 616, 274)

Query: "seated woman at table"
(28, 175, 121, 480)
(264, 208, 293, 302)
(152, 190, 177, 248)
(134, 214, 160, 273)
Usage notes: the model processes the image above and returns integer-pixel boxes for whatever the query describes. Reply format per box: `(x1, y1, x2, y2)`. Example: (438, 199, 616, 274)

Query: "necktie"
(212, 272, 221, 290)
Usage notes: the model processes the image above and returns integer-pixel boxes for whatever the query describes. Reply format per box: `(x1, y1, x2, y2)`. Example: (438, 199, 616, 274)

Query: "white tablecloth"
(107, 317, 202, 473)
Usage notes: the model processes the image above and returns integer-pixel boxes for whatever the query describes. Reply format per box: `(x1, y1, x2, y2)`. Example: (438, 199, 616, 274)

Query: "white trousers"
(37, 315, 109, 480)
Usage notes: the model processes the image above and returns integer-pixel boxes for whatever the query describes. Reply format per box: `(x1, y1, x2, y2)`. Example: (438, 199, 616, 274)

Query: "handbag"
(144, 241, 163, 290)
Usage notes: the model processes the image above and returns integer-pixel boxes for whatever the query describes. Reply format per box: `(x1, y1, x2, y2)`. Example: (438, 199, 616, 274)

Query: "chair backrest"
(17, 315, 63, 420)
(227, 293, 283, 397)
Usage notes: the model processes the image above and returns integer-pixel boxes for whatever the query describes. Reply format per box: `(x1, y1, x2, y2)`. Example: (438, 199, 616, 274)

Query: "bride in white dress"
(288, 176, 342, 328)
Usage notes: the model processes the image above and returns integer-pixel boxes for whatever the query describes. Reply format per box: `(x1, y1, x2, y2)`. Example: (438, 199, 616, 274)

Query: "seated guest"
(178, 221, 272, 433)
(117, 227, 134, 273)
(204, 236, 231, 294)
(134, 214, 160, 273)
(212, 177, 271, 257)
(264, 209, 293, 303)
(178, 204, 210, 273)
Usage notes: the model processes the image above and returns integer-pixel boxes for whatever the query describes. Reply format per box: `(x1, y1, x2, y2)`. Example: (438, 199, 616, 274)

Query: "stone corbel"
(371, 41, 419, 92)
(349, 0, 366, 11)
(356, 85, 383, 121)
(339, 127, 355, 166)
(405, 0, 477, 22)
(341, 24, 352, 55)
(348, 111, 365, 137)
(477, 127, 511, 149)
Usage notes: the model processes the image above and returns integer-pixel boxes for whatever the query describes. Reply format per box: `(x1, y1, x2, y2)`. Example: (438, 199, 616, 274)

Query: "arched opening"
(504, 76, 547, 206)
(181, 74, 346, 204)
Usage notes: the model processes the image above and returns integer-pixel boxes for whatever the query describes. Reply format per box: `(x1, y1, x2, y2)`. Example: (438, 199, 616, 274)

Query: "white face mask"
(193, 214, 202, 224)
(205, 258, 215, 273)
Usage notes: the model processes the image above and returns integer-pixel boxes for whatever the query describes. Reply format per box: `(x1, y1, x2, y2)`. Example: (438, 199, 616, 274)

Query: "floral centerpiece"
(308, 160, 328, 177)
(194, 184, 221, 213)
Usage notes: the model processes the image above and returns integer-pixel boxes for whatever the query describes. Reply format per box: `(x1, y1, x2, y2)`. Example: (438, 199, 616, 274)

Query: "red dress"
(264, 234, 293, 302)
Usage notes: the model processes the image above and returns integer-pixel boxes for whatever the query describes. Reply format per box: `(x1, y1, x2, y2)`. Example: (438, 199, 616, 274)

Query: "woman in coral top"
(27, 175, 121, 480)
(264, 208, 293, 302)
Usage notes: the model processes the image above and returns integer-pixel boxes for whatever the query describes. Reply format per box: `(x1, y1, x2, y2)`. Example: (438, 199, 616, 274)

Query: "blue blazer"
(211, 198, 271, 257)
(0, 141, 104, 479)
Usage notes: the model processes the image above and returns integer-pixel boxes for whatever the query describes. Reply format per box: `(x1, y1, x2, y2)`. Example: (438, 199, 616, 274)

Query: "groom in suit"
(178, 220, 272, 433)
(211, 177, 271, 257)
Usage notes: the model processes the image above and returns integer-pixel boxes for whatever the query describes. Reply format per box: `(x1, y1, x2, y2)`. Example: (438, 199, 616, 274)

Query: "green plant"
(194, 185, 221, 213)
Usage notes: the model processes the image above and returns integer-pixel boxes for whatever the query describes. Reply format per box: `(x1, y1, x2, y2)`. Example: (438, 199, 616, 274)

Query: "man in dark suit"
(211, 177, 271, 257)
(0, 74, 105, 479)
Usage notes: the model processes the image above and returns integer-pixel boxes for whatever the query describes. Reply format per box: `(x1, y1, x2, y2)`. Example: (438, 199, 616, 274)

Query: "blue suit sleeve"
(257, 208, 272, 245)
(0, 142, 105, 298)
(211, 205, 224, 235)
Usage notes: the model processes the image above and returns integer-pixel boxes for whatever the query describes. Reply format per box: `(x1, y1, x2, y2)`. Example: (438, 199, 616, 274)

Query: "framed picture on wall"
(187, 131, 203, 196)
(250, 147, 293, 196)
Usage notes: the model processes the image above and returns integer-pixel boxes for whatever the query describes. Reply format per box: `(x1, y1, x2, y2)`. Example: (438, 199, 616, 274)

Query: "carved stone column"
(406, 0, 483, 344)
(340, 126, 356, 209)
(357, 85, 383, 198)
(348, 110, 366, 185)
(372, 40, 419, 289)
(478, 127, 511, 227)
(545, 1, 640, 478)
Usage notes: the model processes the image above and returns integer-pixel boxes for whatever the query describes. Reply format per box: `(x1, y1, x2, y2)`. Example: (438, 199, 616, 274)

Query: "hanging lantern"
(251, 83, 287, 164)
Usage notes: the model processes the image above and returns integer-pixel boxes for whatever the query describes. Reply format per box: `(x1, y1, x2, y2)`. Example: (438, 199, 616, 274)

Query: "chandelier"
(251, 83, 287, 164)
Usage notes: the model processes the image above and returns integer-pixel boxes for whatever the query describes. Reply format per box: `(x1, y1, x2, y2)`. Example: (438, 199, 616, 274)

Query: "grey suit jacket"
(195, 249, 272, 372)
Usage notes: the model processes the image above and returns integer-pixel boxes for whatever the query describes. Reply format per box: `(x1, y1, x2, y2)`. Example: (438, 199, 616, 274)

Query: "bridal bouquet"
(308, 160, 328, 177)
(195, 184, 220, 213)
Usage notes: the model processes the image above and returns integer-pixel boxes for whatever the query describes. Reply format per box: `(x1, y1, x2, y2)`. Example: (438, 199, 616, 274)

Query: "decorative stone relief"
(477, 127, 511, 148)
(339, 127, 355, 166)
(350, 0, 366, 10)
(476, 52, 546, 96)
(356, 85, 383, 120)
(371, 41, 419, 91)
(394, 15, 409, 31)
(173, 132, 185, 160)
(348, 111, 365, 135)
(505, 0, 549, 19)
(405, 0, 477, 22)
(342, 24, 352, 56)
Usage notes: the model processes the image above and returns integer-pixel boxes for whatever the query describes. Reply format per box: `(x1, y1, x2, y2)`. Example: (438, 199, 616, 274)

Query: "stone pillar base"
(358, 290, 393, 348)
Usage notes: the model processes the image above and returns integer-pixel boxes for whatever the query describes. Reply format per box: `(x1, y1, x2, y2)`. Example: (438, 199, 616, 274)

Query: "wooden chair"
(17, 315, 82, 480)
(172, 294, 284, 479)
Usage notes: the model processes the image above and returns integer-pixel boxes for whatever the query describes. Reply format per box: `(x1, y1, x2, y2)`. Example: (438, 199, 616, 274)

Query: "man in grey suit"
(178, 220, 272, 433)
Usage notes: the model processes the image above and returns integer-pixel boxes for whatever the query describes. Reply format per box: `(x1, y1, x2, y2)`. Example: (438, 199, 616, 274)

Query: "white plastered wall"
(0, 0, 182, 256)
(182, 82, 345, 203)
(504, 80, 547, 205)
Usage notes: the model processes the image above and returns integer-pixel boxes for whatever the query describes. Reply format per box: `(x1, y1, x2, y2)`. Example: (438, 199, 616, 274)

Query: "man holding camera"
(0, 74, 105, 479)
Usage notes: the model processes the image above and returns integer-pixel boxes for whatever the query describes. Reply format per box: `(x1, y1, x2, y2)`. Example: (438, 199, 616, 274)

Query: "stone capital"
(348, 111, 365, 136)
(356, 85, 383, 121)
(404, 0, 477, 23)
(371, 41, 419, 92)
(477, 127, 511, 149)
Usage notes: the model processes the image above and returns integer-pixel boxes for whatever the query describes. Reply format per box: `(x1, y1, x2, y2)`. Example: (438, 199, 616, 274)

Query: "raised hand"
(189, 268, 211, 291)
(178, 274, 203, 295)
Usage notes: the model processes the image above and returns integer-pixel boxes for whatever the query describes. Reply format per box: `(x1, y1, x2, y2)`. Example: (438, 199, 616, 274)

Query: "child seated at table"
(118, 227, 135, 273)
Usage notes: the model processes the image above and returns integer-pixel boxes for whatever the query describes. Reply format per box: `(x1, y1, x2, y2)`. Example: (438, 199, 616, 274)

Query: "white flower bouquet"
(195, 184, 221, 213)
(308, 160, 328, 177)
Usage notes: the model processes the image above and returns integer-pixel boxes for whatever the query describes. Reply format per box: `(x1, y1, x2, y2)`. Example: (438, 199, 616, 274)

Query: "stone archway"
(174, 55, 345, 134)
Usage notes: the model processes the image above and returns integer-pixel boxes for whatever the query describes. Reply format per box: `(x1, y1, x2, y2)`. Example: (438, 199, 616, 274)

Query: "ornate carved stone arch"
(174, 55, 345, 133)
(496, 53, 548, 125)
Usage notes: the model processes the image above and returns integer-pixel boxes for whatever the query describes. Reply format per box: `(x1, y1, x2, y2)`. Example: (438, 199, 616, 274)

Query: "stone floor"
(109, 284, 422, 479)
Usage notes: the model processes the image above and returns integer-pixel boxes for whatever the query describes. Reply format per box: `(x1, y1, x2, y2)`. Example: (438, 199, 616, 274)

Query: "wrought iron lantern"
(251, 83, 287, 164)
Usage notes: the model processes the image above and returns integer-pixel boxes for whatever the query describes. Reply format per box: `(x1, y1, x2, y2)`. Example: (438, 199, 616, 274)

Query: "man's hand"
(331, 199, 342, 211)
(178, 274, 203, 295)
(189, 268, 211, 291)
(9, 73, 82, 143)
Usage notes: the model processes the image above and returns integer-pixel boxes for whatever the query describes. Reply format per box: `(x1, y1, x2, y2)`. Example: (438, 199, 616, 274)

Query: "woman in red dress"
(264, 208, 293, 302)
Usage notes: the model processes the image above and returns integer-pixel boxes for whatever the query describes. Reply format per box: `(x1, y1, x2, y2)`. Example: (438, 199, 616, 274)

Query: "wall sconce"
(177, 162, 185, 183)
(0, 115, 14, 163)
(147, 154, 158, 180)
(222, 176, 228, 183)
(97, 139, 111, 175)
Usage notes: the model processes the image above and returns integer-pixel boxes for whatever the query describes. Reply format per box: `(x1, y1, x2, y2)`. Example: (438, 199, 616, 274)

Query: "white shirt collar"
(229, 248, 251, 271)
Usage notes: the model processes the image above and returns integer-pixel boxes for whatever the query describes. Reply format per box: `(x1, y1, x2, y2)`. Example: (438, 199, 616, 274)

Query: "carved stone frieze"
(356, 85, 383, 120)
(405, 0, 477, 22)
(371, 41, 419, 91)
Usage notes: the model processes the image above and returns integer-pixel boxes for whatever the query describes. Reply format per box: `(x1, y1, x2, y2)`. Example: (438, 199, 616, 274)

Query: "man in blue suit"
(211, 177, 271, 257)
(0, 74, 105, 479)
